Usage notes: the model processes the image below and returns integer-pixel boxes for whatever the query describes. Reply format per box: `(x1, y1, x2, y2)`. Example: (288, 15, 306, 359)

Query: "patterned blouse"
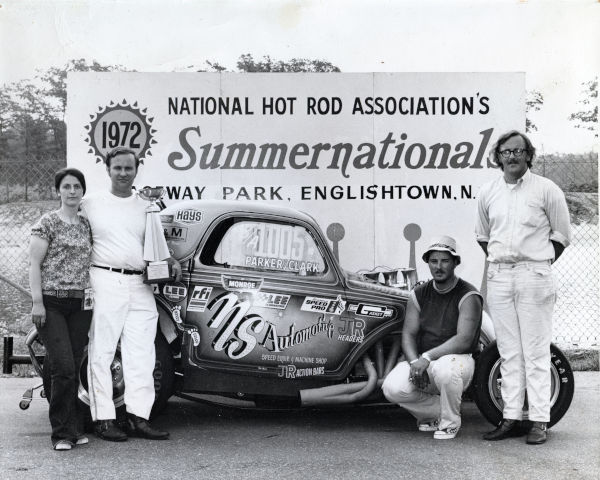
(31, 211, 93, 290)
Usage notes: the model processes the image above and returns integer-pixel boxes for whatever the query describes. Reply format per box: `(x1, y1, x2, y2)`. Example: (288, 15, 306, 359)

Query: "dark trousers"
(38, 295, 92, 444)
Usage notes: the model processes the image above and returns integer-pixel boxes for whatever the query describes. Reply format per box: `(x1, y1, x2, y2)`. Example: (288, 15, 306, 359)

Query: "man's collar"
(502, 168, 531, 186)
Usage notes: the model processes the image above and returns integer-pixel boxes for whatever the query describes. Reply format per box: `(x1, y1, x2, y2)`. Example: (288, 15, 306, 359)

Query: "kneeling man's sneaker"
(418, 420, 440, 432)
(434, 427, 459, 440)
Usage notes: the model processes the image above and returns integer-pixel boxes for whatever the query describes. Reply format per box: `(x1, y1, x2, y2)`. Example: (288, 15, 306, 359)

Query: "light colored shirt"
(81, 191, 149, 270)
(475, 169, 571, 263)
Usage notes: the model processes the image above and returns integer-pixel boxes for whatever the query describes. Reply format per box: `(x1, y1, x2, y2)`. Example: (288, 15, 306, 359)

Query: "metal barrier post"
(2, 337, 34, 374)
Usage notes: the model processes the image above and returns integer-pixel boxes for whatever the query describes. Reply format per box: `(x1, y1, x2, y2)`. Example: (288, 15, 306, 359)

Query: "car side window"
(202, 218, 327, 276)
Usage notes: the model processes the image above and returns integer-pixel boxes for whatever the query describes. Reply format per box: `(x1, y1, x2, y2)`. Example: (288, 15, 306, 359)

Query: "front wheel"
(472, 341, 574, 428)
(76, 332, 174, 419)
(150, 332, 175, 418)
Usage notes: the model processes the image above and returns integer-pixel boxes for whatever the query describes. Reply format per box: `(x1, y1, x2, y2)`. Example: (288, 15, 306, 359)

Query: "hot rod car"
(23, 200, 574, 427)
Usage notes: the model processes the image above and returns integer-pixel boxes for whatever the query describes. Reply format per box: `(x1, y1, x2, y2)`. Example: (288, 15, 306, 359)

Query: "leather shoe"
(126, 414, 170, 440)
(94, 420, 128, 442)
(483, 419, 526, 441)
(526, 422, 547, 445)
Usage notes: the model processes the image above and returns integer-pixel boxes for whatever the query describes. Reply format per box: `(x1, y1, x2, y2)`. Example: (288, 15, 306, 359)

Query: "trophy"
(139, 187, 172, 284)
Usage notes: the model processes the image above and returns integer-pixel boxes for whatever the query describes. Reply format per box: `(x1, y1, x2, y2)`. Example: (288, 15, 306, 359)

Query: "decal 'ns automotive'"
(204, 292, 334, 360)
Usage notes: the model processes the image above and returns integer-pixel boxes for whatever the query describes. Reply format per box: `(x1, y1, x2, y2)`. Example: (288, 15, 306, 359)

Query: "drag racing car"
(23, 200, 574, 427)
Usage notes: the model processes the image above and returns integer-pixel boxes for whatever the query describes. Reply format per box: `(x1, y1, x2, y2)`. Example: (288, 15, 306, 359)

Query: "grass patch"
(563, 349, 600, 371)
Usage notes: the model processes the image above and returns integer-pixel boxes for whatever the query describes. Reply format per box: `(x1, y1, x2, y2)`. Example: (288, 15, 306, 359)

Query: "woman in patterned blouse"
(29, 168, 93, 451)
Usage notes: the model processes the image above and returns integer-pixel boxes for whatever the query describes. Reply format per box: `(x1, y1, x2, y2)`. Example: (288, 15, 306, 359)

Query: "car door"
(181, 212, 356, 389)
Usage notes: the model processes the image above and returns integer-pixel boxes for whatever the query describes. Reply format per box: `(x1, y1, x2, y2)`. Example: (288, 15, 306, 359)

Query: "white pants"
(88, 267, 158, 421)
(382, 354, 475, 430)
(486, 261, 555, 422)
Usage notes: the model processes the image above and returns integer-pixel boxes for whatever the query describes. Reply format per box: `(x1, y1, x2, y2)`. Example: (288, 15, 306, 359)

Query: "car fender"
(480, 310, 495, 346)
(156, 297, 180, 345)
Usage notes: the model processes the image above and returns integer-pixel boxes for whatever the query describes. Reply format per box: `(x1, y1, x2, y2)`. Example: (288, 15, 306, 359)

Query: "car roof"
(163, 200, 317, 225)
(161, 200, 322, 261)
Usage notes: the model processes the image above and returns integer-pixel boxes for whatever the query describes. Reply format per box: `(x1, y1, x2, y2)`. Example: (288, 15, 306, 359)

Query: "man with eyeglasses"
(475, 130, 571, 445)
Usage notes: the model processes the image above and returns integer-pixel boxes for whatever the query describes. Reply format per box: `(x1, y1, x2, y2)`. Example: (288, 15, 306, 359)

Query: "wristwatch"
(421, 352, 432, 362)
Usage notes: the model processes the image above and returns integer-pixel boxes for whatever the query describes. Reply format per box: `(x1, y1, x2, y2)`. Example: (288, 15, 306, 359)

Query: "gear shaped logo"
(84, 100, 157, 163)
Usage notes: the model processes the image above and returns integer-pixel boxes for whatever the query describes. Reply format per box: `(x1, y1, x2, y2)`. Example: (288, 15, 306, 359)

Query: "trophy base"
(144, 261, 172, 284)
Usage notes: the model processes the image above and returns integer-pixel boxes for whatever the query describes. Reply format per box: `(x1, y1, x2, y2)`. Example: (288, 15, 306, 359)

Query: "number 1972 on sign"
(101, 121, 142, 149)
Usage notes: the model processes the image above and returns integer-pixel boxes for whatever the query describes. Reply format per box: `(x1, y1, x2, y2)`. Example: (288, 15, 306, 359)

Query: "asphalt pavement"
(1, 372, 598, 480)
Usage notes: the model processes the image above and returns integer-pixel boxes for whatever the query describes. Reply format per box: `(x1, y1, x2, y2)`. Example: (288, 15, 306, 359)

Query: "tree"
(0, 80, 56, 159)
(38, 59, 123, 118)
(569, 78, 598, 137)
(526, 90, 543, 133)
(0, 59, 126, 160)
(236, 54, 340, 73)
(205, 61, 227, 72)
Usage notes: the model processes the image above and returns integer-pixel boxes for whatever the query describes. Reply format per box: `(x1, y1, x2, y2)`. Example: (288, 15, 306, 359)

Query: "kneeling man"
(382, 236, 482, 439)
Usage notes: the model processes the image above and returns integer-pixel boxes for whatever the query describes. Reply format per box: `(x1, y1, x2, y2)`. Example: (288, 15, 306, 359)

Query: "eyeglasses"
(499, 148, 527, 159)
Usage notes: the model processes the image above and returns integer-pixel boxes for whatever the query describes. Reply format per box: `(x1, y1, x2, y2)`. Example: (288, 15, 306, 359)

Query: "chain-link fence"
(0, 157, 66, 204)
(531, 155, 599, 348)
(0, 159, 64, 349)
(0, 155, 598, 348)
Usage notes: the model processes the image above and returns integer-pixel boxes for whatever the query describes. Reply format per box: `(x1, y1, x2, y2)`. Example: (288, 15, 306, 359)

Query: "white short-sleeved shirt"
(81, 191, 149, 271)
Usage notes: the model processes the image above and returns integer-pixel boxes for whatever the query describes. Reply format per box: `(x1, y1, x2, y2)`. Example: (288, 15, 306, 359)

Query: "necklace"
(433, 276, 459, 293)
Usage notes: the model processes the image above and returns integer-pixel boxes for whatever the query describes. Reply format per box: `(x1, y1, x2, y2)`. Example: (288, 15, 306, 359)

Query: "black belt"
(42, 290, 84, 298)
(92, 264, 145, 275)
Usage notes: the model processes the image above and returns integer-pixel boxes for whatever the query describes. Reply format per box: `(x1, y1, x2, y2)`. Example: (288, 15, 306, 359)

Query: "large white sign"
(67, 72, 524, 285)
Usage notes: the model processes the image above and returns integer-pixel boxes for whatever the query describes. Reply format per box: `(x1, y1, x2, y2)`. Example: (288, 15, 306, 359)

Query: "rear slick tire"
(472, 341, 574, 428)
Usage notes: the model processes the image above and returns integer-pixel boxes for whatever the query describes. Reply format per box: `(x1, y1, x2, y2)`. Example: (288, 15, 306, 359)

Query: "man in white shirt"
(475, 130, 571, 445)
(82, 147, 182, 442)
